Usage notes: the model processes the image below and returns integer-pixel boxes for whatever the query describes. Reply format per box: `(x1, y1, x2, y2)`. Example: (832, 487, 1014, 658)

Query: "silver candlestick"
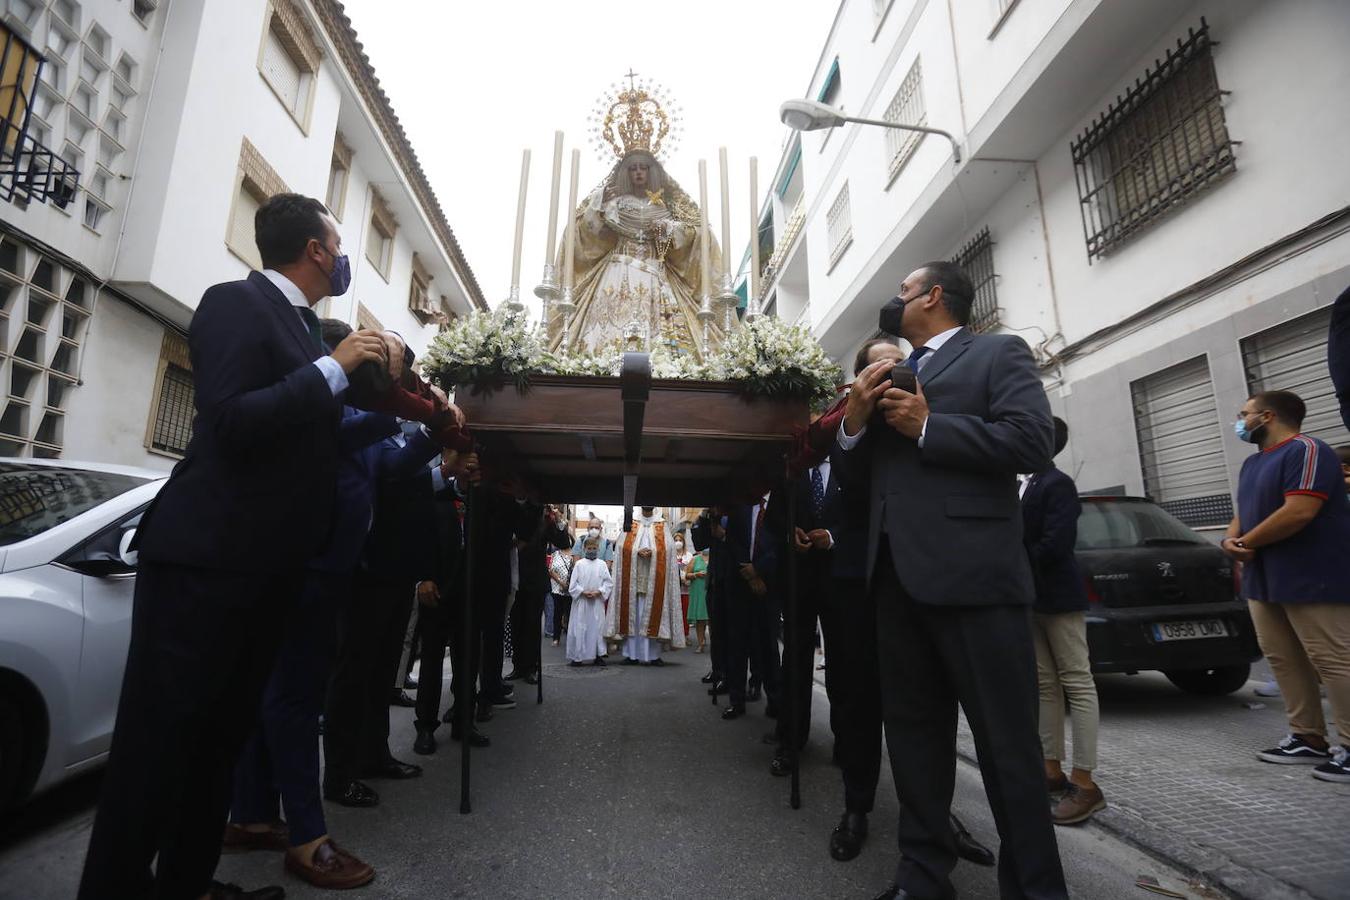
(504, 284, 524, 315)
(717, 272, 738, 334)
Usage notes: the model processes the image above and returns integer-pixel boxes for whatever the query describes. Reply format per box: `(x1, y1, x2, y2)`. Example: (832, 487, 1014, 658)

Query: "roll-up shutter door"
(1131, 355, 1233, 527)
(1241, 306, 1343, 444)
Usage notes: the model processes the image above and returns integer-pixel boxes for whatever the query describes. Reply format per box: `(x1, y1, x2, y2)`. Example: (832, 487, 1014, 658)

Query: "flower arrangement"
(422, 309, 841, 405)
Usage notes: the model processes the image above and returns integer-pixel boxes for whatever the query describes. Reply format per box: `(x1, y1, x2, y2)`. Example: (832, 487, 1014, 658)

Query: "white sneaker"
(1253, 680, 1281, 698)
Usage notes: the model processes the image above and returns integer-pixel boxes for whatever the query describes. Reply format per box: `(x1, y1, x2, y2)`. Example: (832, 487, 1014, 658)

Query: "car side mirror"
(118, 528, 139, 568)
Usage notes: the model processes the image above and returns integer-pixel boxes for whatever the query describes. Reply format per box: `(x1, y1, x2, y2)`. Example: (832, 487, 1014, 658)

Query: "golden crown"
(587, 72, 683, 161)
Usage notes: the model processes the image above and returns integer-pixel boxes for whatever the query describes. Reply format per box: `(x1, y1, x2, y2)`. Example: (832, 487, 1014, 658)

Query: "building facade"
(0, 0, 485, 470)
(751, 0, 1350, 533)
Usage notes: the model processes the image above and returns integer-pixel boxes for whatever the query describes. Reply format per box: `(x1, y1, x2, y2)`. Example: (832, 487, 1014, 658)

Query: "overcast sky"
(342, 0, 839, 319)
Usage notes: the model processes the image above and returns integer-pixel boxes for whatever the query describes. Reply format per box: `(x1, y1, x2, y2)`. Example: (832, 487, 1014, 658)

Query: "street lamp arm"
(839, 114, 962, 163)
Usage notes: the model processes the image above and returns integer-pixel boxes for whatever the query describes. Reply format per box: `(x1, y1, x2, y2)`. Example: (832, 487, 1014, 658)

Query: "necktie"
(907, 345, 931, 373)
(810, 467, 826, 520)
(297, 305, 323, 352)
(750, 503, 766, 559)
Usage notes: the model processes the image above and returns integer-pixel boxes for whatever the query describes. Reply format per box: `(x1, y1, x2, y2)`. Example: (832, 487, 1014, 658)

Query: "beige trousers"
(1032, 611, 1100, 772)
(1249, 600, 1350, 742)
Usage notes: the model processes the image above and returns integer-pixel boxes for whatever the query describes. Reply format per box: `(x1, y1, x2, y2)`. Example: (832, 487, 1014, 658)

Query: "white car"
(0, 458, 167, 811)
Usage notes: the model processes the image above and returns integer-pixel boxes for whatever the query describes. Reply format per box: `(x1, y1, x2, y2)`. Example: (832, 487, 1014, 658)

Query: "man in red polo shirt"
(1223, 390, 1350, 783)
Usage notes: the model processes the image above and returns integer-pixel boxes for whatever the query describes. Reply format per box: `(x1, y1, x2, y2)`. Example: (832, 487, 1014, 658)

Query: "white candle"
(564, 149, 580, 289)
(749, 156, 760, 304)
(544, 131, 563, 264)
(718, 147, 731, 283)
(510, 148, 531, 290)
(698, 160, 711, 295)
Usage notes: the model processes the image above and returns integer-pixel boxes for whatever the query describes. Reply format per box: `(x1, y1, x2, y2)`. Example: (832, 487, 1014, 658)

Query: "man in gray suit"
(837, 261, 1067, 900)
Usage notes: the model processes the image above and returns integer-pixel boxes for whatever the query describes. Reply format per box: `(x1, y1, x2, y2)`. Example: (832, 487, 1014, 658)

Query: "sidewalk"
(944, 671, 1349, 900)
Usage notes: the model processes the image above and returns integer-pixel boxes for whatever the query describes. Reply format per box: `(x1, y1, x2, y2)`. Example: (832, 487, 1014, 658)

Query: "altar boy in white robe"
(607, 506, 686, 665)
(567, 537, 612, 667)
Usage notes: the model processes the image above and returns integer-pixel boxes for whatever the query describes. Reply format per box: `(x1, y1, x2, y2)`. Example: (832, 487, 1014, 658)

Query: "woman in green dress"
(685, 548, 710, 652)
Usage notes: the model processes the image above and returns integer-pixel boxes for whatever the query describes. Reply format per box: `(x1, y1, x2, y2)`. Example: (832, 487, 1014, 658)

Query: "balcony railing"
(758, 196, 806, 303)
(0, 127, 80, 207)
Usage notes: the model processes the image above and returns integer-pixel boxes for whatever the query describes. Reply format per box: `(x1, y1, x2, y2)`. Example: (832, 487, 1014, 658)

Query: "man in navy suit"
(78, 194, 387, 900)
(719, 495, 781, 720)
(838, 261, 1066, 900)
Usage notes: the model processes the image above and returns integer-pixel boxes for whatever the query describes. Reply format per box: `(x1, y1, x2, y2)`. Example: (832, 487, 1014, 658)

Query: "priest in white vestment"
(607, 506, 686, 664)
(567, 538, 612, 665)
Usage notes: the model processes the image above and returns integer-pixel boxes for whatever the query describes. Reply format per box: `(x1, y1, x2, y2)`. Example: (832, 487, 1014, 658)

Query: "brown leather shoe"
(1051, 783, 1106, 825)
(284, 839, 375, 889)
(223, 821, 289, 853)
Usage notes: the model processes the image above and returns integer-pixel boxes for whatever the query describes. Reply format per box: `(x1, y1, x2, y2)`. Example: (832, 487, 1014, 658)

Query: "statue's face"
(628, 162, 650, 189)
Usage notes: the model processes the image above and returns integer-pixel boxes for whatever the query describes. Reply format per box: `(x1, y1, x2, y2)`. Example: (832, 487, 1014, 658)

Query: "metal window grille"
(1070, 19, 1235, 261)
(883, 58, 925, 183)
(1, 26, 79, 208)
(151, 363, 194, 455)
(826, 182, 851, 267)
(953, 228, 997, 333)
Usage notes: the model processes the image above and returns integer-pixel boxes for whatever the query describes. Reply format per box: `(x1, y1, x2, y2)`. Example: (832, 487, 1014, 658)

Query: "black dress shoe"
(323, 780, 379, 808)
(389, 689, 416, 708)
(769, 749, 792, 777)
(746, 684, 762, 702)
(707, 680, 728, 696)
(413, 729, 436, 756)
(950, 813, 995, 867)
(208, 880, 286, 900)
(449, 725, 491, 747)
(721, 704, 746, 720)
(829, 811, 869, 862)
(404, 675, 418, 690)
(647, 658, 664, 667)
(700, 670, 717, 684)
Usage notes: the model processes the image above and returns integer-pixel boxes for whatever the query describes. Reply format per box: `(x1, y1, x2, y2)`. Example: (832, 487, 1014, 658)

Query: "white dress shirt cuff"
(837, 420, 866, 449)
(824, 530, 834, 550)
(917, 415, 929, 449)
(312, 355, 349, 397)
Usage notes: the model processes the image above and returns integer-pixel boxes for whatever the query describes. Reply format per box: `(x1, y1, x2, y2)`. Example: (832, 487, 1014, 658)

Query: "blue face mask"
(318, 244, 352, 297)
(1234, 414, 1267, 444)
(585, 550, 598, 560)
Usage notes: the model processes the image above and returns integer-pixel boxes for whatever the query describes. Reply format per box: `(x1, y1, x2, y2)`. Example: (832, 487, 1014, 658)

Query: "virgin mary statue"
(547, 80, 729, 360)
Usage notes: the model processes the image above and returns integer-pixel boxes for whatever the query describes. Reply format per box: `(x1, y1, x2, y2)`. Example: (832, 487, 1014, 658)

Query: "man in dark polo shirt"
(1223, 390, 1350, 784)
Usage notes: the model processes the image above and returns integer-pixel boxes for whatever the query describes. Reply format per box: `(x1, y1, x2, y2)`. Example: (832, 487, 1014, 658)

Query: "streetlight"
(778, 99, 962, 163)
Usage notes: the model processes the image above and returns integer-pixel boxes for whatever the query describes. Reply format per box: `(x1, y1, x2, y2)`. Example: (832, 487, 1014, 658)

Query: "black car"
(1075, 496, 1260, 695)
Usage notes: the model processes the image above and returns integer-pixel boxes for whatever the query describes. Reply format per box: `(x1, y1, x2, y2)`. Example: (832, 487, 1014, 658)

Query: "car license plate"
(1151, 619, 1229, 642)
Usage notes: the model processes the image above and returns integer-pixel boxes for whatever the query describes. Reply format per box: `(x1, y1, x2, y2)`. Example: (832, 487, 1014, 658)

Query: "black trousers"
(551, 591, 572, 640)
(510, 586, 545, 673)
(776, 556, 841, 749)
(872, 546, 1067, 900)
(324, 574, 414, 789)
(725, 580, 781, 707)
(230, 571, 348, 846)
(414, 588, 469, 731)
(831, 575, 883, 814)
(77, 562, 301, 900)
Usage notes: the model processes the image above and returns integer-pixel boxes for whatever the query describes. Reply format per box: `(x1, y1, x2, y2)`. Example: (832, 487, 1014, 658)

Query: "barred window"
(826, 182, 852, 269)
(953, 228, 997, 334)
(1070, 19, 1235, 261)
(151, 364, 194, 455)
(883, 58, 925, 184)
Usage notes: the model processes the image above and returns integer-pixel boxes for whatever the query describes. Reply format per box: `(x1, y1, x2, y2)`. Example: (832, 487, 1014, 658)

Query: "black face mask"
(878, 294, 912, 336)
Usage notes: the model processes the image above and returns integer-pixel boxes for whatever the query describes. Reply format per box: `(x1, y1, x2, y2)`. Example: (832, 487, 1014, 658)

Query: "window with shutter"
(256, 3, 320, 132)
(1131, 355, 1232, 527)
(260, 25, 302, 113)
(228, 180, 264, 269)
(1241, 307, 1341, 445)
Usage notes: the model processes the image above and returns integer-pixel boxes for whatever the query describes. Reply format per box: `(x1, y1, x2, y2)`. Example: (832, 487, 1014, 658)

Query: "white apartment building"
(0, 0, 485, 470)
(750, 0, 1350, 533)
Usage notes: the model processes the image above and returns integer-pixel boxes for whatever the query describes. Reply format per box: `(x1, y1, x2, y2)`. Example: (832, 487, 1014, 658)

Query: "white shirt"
(837, 325, 963, 451)
(749, 494, 770, 555)
(262, 269, 348, 397)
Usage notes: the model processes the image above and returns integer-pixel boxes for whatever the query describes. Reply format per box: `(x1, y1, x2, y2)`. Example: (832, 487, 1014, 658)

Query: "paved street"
(1, 642, 1215, 900)
(965, 667, 1348, 900)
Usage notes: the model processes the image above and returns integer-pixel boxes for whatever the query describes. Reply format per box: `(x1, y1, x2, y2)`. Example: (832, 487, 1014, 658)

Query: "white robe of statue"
(606, 510, 685, 661)
(567, 557, 612, 663)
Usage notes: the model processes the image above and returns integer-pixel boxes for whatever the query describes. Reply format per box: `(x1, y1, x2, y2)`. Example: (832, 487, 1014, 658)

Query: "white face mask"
(588, 527, 601, 538)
